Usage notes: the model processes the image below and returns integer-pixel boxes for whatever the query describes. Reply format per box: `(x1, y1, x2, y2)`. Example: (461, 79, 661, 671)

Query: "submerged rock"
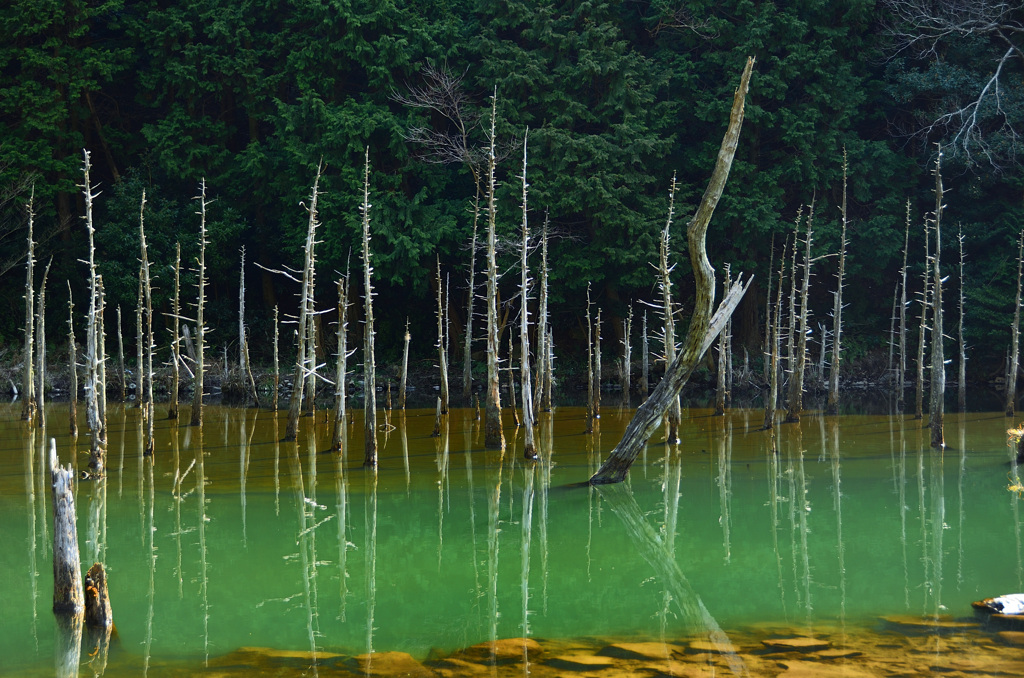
(451, 638, 543, 665)
(351, 651, 434, 677)
(761, 637, 831, 652)
(595, 641, 683, 660)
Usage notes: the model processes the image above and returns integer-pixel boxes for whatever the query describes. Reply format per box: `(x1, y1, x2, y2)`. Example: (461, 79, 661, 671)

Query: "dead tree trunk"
(68, 284, 78, 436)
(659, 174, 681, 442)
(36, 259, 51, 428)
(140, 191, 155, 455)
(594, 308, 602, 420)
(464, 194, 480, 401)
(116, 307, 125, 402)
(929, 148, 946, 449)
(191, 180, 209, 428)
(285, 166, 321, 440)
(1009, 230, 1023, 418)
(957, 225, 967, 412)
(273, 305, 280, 411)
(168, 244, 181, 420)
(436, 258, 449, 414)
(332, 279, 349, 452)
(82, 151, 105, 472)
(400, 318, 410, 409)
(360, 150, 379, 467)
(826, 150, 849, 415)
(590, 56, 754, 485)
(715, 265, 731, 416)
(534, 215, 550, 416)
(621, 307, 632, 395)
(51, 439, 84, 614)
(22, 188, 36, 422)
(518, 132, 536, 459)
(916, 219, 931, 420)
(641, 310, 649, 396)
(483, 90, 504, 450)
(898, 203, 910, 411)
(764, 247, 785, 430)
(585, 285, 595, 434)
(786, 202, 814, 423)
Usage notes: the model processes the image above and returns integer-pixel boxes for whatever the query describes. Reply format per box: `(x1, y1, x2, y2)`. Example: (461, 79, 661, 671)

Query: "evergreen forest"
(3, 0, 1023, 386)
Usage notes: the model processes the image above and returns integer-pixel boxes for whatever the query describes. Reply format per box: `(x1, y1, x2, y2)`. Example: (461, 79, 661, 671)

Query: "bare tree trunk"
(916, 218, 931, 420)
(285, 166, 321, 440)
(590, 56, 754, 484)
(785, 209, 801, 406)
(51, 439, 84, 614)
(436, 258, 449, 413)
(35, 259, 51, 428)
(97, 278, 107, 443)
(464, 193, 480, 401)
(239, 246, 258, 405)
(483, 90, 504, 450)
(660, 174, 681, 442)
(360, 150, 378, 467)
(68, 283, 78, 436)
(22, 188, 35, 422)
(594, 308, 602, 420)
(929, 148, 946, 449)
(715, 265, 731, 415)
(826, 150, 849, 415)
(272, 305, 279, 412)
(140, 191, 155, 455)
(400, 318, 410, 410)
(621, 307, 632, 395)
(585, 285, 595, 434)
(957, 225, 967, 412)
(1009, 230, 1023, 418)
(115, 306, 125, 402)
(641, 310, 649, 396)
(81, 151, 105, 472)
(168, 244, 181, 419)
(534, 214, 550, 416)
(518, 133, 536, 459)
(764, 249, 785, 430)
(786, 202, 814, 423)
(332, 279, 348, 452)
(191, 179, 209, 428)
(898, 205, 910, 412)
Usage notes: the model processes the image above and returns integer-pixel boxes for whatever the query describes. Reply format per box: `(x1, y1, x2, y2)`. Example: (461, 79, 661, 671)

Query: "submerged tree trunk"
(929, 148, 946, 448)
(590, 56, 755, 485)
(826, 150, 849, 415)
(483, 91, 504, 450)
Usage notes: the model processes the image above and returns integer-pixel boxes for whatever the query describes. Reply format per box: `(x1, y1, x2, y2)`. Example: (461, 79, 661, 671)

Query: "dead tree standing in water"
(929, 148, 946, 448)
(360, 150, 379, 467)
(659, 174, 681, 442)
(168, 244, 182, 420)
(285, 166, 322, 440)
(786, 202, 814, 423)
(1008, 230, 1023, 417)
(81, 151, 106, 472)
(22, 188, 36, 422)
(139, 191, 155, 455)
(483, 90, 504, 450)
(897, 204, 910, 411)
(518, 131, 537, 460)
(826, 150, 849, 415)
(915, 218, 931, 420)
(590, 56, 755, 485)
(35, 259, 51, 428)
(436, 258, 449, 413)
(68, 283, 78, 436)
(332, 279, 349, 452)
(191, 180, 210, 428)
(957, 225, 967, 412)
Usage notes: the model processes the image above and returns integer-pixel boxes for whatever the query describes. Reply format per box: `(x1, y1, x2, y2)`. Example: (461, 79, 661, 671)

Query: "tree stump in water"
(50, 439, 83, 615)
(84, 562, 112, 629)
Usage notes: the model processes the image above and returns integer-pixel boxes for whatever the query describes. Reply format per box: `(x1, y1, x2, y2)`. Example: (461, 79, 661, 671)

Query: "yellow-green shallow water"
(1, 401, 1022, 675)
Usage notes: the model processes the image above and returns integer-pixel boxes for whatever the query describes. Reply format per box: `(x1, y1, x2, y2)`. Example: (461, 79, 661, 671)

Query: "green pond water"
(1, 401, 1022, 673)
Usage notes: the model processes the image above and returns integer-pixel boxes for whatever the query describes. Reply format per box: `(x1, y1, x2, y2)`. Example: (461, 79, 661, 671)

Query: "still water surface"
(0, 401, 1021, 673)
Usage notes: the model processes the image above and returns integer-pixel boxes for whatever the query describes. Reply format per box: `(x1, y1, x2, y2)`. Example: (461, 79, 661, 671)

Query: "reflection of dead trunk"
(929, 149, 945, 449)
(484, 91, 504, 450)
(590, 57, 754, 484)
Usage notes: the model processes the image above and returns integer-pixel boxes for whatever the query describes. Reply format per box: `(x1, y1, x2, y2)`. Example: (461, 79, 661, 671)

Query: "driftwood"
(590, 56, 754, 485)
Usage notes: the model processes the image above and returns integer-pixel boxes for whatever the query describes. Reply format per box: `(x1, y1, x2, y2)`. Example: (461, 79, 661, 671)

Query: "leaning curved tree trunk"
(590, 56, 755, 485)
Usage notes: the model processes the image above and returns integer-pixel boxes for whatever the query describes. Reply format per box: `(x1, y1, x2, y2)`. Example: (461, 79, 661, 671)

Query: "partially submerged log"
(590, 56, 754, 485)
(84, 562, 113, 629)
(51, 439, 83, 615)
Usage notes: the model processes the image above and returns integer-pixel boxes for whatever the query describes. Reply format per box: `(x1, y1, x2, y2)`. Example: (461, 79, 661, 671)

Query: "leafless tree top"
(882, 0, 1024, 168)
